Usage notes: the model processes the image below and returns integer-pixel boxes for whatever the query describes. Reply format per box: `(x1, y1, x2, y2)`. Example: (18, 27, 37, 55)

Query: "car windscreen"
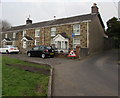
(9, 46, 17, 48)
(45, 46, 52, 50)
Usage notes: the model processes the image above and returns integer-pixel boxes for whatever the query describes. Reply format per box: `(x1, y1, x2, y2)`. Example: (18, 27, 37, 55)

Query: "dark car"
(27, 45, 55, 58)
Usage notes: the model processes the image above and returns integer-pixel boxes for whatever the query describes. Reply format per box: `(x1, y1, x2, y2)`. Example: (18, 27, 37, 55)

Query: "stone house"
(1, 3, 106, 55)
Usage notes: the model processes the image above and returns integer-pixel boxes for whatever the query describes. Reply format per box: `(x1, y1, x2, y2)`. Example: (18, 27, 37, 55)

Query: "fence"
(80, 48, 89, 57)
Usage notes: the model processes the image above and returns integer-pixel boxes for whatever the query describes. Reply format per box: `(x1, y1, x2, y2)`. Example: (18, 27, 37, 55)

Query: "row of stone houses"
(1, 3, 106, 55)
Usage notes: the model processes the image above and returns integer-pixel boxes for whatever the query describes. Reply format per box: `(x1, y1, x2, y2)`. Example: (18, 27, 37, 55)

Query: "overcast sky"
(0, 0, 119, 29)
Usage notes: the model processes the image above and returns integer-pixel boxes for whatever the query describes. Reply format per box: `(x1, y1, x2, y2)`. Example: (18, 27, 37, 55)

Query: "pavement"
(3, 50, 119, 96)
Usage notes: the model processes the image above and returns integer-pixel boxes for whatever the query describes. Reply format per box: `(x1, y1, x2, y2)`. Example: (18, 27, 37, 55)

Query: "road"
(52, 50, 118, 96)
(3, 50, 118, 96)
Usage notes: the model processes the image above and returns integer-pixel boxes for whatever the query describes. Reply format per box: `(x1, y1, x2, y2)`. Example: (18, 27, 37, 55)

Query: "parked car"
(27, 45, 55, 58)
(0, 45, 19, 54)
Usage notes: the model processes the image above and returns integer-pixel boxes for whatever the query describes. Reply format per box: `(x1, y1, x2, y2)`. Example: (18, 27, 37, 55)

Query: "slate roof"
(3, 13, 104, 32)
(3, 38, 12, 41)
(24, 36, 33, 40)
(60, 33, 70, 39)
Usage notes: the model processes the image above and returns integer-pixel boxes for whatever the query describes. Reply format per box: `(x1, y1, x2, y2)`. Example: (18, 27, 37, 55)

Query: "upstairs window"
(23, 30, 26, 37)
(13, 33, 16, 38)
(35, 29, 40, 37)
(51, 27, 56, 37)
(73, 24, 80, 35)
(5, 34, 7, 38)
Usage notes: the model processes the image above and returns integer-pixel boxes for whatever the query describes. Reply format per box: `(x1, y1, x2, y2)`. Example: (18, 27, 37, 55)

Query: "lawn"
(2, 56, 50, 96)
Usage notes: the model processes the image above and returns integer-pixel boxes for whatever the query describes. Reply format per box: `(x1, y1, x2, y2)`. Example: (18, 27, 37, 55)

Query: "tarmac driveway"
(4, 53, 75, 66)
(52, 50, 118, 96)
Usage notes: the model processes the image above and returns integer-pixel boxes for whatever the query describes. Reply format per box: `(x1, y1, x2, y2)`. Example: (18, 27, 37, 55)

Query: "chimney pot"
(54, 16, 56, 20)
(91, 3, 99, 14)
(93, 3, 97, 6)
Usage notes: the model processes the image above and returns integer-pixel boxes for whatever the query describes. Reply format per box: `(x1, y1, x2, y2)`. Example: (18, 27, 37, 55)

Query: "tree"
(0, 20, 11, 44)
(106, 17, 120, 48)
(0, 20, 11, 32)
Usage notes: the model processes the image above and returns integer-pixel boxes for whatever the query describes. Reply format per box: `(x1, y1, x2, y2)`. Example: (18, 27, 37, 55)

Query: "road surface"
(52, 50, 118, 96)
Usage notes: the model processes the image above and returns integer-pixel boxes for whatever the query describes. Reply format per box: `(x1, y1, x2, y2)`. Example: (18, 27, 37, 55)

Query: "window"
(57, 41, 61, 49)
(73, 38, 80, 48)
(12, 41, 15, 45)
(5, 34, 7, 38)
(40, 46, 45, 50)
(23, 41, 27, 49)
(73, 24, 80, 35)
(46, 46, 52, 49)
(33, 46, 39, 50)
(35, 29, 40, 37)
(23, 30, 26, 37)
(73, 38, 80, 44)
(13, 33, 16, 38)
(51, 27, 56, 37)
(3, 42, 5, 47)
(34, 39, 39, 46)
(51, 39, 54, 44)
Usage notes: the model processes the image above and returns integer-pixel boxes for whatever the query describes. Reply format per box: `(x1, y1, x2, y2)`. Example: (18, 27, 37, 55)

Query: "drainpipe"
(87, 20, 89, 48)
(43, 27, 45, 45)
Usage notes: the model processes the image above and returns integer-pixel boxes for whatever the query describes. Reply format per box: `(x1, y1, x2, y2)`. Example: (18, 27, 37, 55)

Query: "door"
(32, 46, 40, 56)
(39, 46, 45, 56)
(57, 41, 61, 49)
(23, 41, 27, 49)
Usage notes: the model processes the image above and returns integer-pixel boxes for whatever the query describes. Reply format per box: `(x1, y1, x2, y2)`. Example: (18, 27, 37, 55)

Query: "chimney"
(54, 16, 56, 20)
(26, 18, 32, 25)
(91, 3, 99, 14)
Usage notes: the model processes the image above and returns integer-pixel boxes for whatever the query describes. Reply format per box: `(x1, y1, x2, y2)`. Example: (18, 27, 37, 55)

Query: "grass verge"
(2, 56, 50, 96)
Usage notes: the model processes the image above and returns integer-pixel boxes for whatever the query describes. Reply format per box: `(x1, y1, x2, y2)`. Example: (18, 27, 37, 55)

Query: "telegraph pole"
(118, 1, 120, 61)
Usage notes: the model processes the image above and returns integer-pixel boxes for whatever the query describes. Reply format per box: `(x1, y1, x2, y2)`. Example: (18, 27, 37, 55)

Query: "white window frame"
(73, 38, 80, 48)
(3, 42, 6, 47)
(73, 24, 80, 35)
(34, 39, 39, 46)
(23, 30, 26, 37)
(51, 27, 56, 37)
(35, 29, 40, 37)
(51, 39, 55, 44)
(12, 41, 15, 45)
(23, 41, 27, 49)
(5, 34, 7, 38)
(13, 32, 16, 39)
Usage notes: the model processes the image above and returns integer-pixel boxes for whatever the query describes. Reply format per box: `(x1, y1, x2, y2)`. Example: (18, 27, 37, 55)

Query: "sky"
(0, 0, 120, 29)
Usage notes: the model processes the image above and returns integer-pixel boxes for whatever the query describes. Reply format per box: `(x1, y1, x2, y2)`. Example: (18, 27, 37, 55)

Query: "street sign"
(72, 33, 75, 38)
(68, 50, 76, 57)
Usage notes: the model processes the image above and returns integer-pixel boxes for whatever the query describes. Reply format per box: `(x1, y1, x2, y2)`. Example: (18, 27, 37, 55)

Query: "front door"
(23, 41, 27, 49)
(57, 41, 61, 49)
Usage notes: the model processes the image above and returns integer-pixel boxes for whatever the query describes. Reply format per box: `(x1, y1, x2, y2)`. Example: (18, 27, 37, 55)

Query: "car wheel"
(6, 50, 9, 54)
(27, 52, 31, 57)
(41, 54, 45, 59)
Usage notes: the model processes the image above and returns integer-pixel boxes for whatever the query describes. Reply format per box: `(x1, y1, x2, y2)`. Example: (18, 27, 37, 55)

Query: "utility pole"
(118, 1, 120, 21)
(118, 1, 120, 61)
